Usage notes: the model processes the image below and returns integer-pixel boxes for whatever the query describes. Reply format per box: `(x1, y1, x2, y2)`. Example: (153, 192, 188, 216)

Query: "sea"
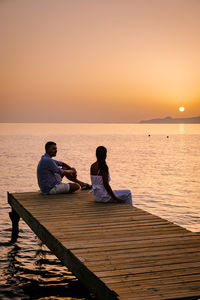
(0, 123, 200, 299)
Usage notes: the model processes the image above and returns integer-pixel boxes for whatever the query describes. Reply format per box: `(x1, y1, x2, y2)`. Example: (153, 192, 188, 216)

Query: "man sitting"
(37, 141, 91, 195)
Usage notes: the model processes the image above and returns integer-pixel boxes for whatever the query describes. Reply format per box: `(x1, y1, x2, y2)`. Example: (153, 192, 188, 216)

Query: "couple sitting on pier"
(37, 141, 132, 205)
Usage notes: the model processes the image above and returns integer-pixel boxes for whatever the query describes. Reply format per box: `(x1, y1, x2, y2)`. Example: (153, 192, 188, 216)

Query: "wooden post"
(8, 192, 20, 243)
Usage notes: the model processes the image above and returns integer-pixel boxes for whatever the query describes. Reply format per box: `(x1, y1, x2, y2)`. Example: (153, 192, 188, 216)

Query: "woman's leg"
(113, 190, 132, 205)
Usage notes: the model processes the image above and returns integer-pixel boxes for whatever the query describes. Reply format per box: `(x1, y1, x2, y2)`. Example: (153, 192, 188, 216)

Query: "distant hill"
(140, 116, 200, 124)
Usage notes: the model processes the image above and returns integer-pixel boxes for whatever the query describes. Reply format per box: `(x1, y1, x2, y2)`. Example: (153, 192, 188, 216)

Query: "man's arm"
(63, 169, 76, 178)
(47, 159, 64, 176)
(48, 159, 75, 178)
(54, 160, 72, 170)
(61, 162, 72, 170)
(62, 163, 77, 178)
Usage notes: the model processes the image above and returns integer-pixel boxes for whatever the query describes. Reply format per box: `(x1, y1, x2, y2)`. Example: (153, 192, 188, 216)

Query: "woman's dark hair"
(96, 146, 108, 172)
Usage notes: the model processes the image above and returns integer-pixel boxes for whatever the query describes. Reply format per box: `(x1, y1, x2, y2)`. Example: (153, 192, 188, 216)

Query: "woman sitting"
(90, 146, 132, 205)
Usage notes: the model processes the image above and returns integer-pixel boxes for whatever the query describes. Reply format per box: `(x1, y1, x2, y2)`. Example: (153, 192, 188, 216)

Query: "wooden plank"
(86, 258, 200, 272)
(39, 222, 182, 231)
(107, 280, 200, 299)
(91, 262, 200, 278)
(63, 239, 200, 253)
(8, 191, 200, 300)
(101, 267, 200, 283)
(61, 234, 200, 250)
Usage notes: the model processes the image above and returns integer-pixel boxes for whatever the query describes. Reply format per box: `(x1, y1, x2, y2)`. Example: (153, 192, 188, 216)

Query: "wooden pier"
(8, 191, 200, 300)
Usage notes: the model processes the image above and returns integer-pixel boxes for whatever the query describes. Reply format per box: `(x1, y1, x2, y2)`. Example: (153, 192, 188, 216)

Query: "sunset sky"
(0, 0, 200, 122)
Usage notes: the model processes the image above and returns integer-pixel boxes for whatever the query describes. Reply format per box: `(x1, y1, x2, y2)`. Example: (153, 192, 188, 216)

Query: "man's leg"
(72, 178, 89, 188)
(49, 182, 80, 194)
(63, 169, 91, 189)
(69, 183, 80, 192)
(55, 171, 85, 189)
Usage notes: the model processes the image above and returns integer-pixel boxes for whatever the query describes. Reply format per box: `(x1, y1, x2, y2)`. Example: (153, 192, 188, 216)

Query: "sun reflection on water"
(179, 124, 185, 134)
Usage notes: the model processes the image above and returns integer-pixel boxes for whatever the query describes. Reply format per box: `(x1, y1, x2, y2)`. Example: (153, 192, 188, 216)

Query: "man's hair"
(45, 141, 56, 152)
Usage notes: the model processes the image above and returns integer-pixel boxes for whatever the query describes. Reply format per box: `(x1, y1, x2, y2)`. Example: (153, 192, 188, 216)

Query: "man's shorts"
(49, 183, 70, 194)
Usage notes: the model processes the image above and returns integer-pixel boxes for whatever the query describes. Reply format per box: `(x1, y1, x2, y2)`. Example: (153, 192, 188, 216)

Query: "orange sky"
(0, 0, 200, 122)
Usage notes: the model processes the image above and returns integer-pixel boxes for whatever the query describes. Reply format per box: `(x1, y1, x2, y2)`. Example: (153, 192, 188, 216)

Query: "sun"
(179, 106, 185, 112)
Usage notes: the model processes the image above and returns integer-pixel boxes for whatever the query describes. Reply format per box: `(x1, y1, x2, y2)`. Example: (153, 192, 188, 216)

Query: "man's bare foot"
(81, 184, 92, 190)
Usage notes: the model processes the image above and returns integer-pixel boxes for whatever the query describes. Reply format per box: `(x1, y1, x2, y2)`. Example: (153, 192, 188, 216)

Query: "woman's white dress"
(90, 173, 132, 205)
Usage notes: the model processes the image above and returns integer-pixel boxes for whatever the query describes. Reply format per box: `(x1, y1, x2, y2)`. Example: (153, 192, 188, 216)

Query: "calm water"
(0, 123, 200, 299)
